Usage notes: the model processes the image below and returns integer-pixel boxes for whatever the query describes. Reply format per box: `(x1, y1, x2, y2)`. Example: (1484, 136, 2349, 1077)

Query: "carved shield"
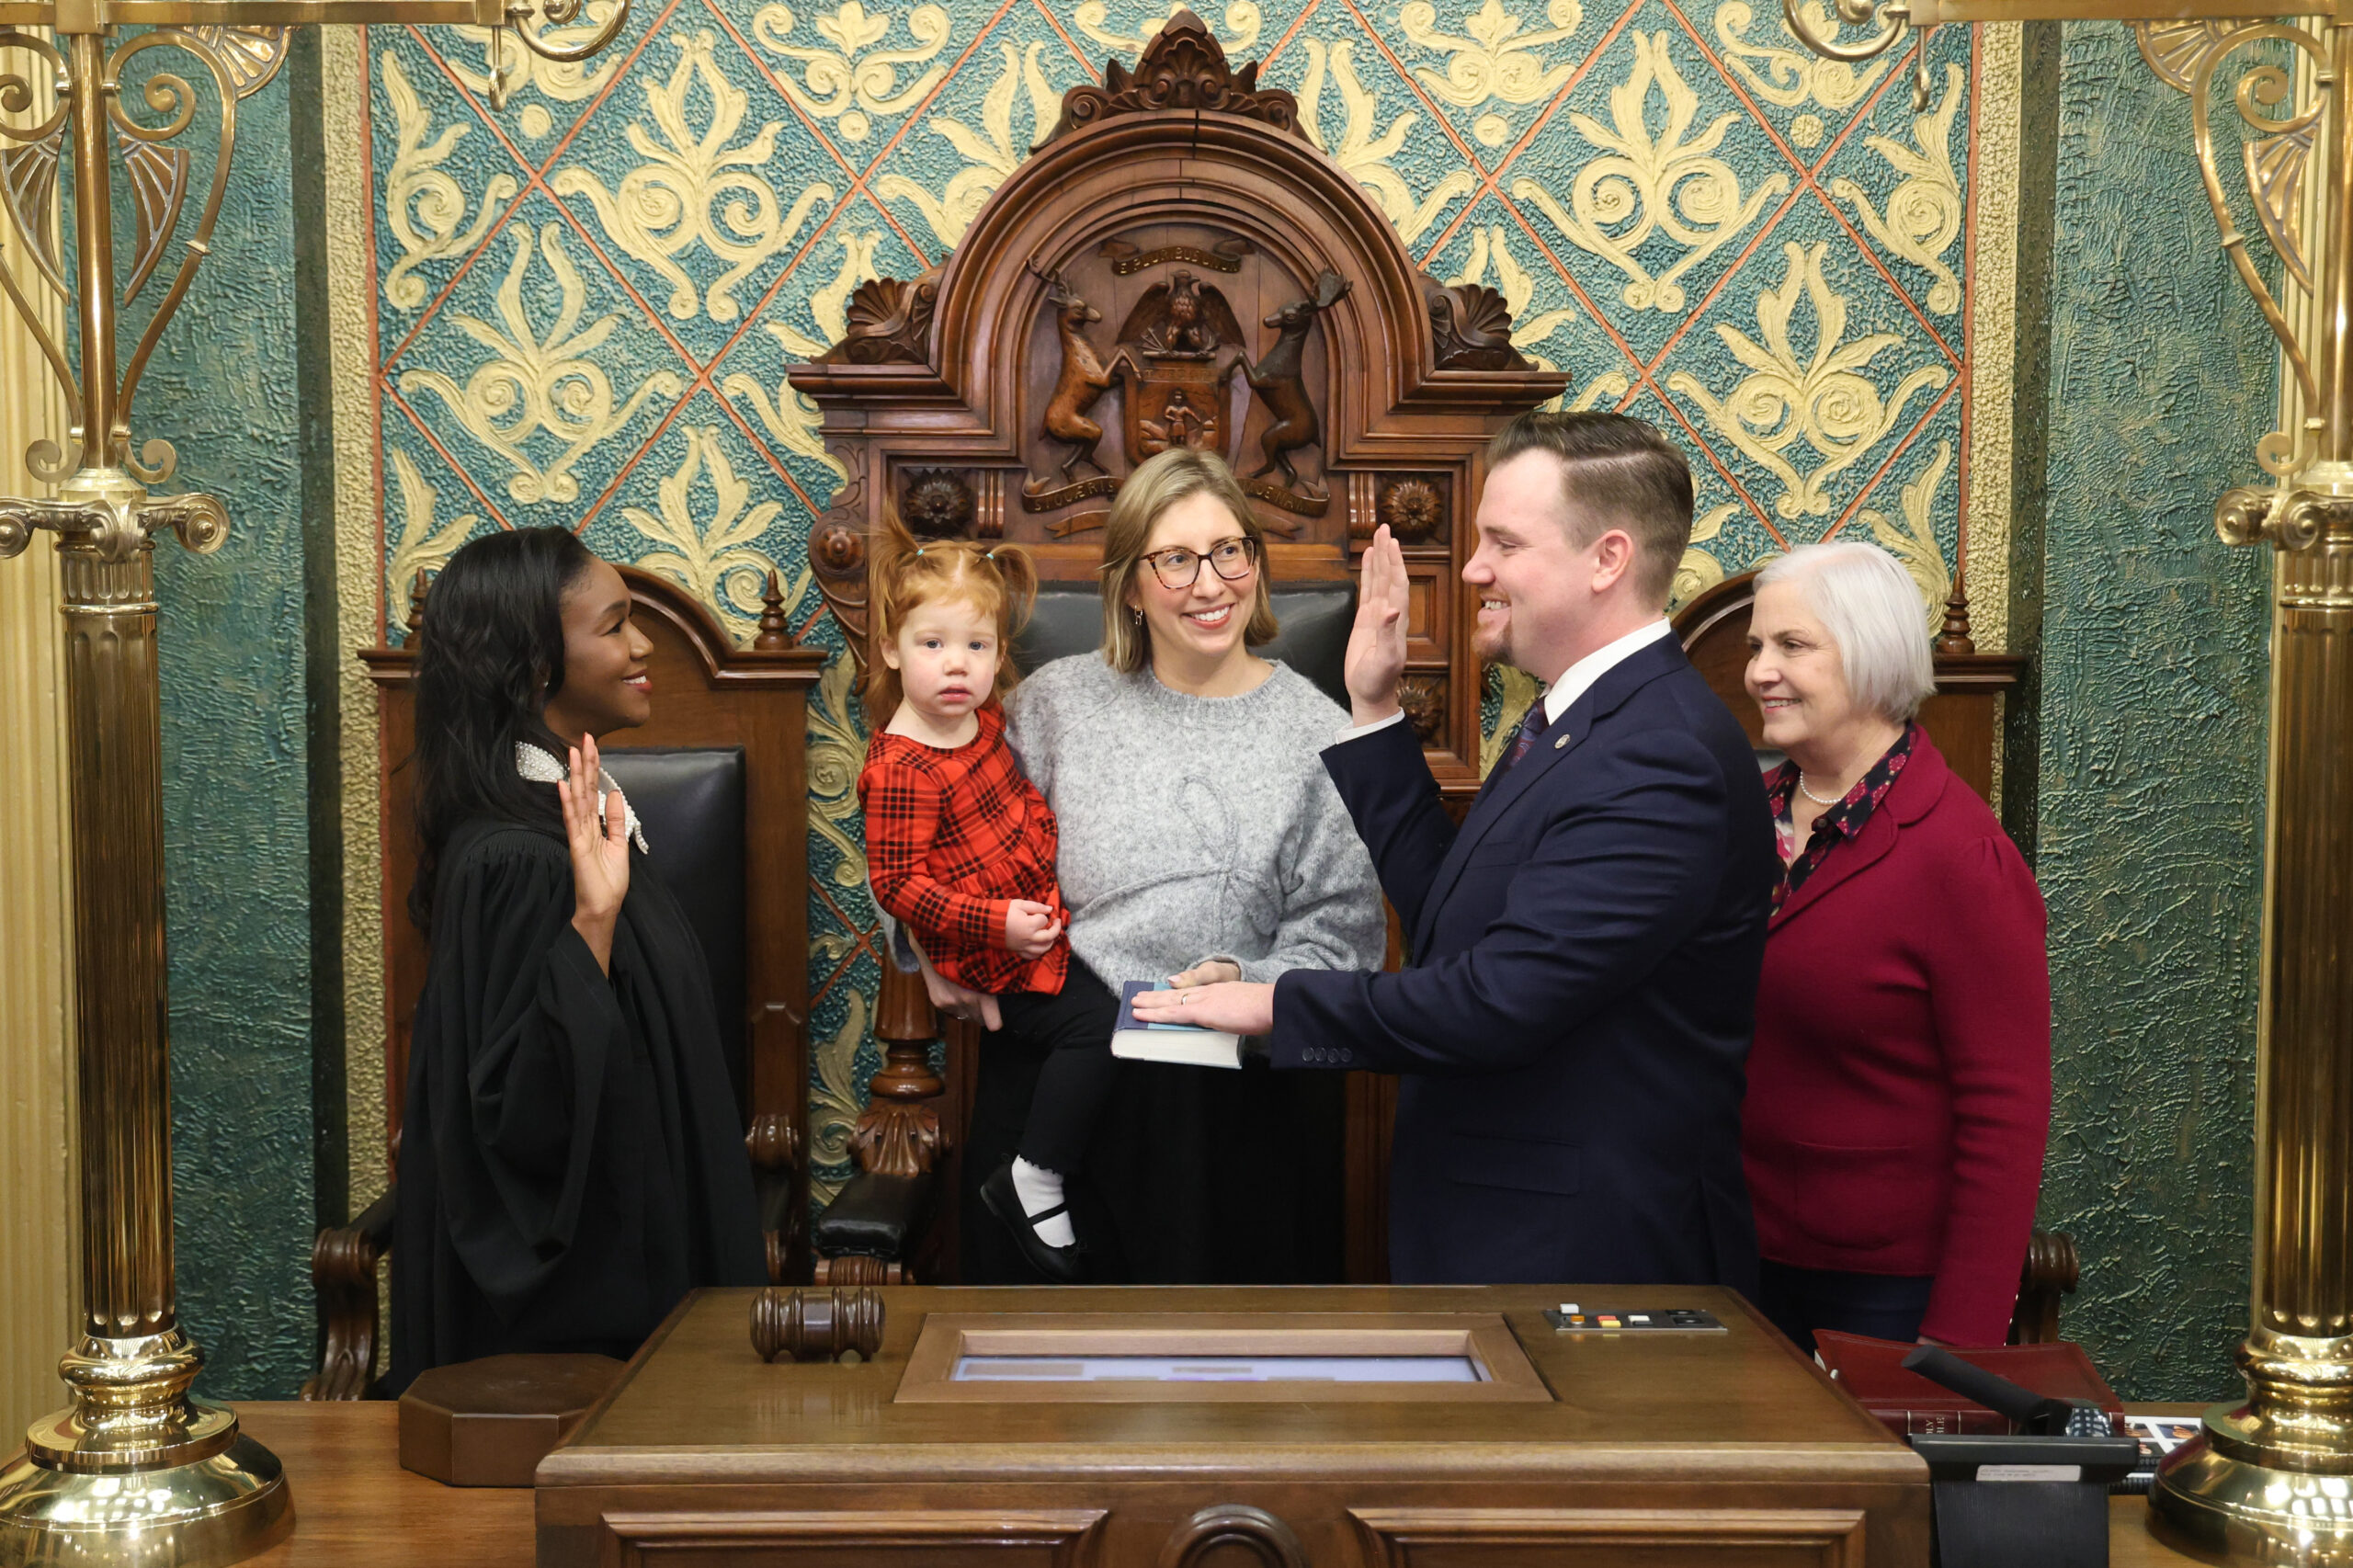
(1111, 275, 1248, 466)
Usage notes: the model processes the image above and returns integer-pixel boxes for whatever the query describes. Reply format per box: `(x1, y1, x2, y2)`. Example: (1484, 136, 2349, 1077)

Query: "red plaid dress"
(858, 702, 1070, 995)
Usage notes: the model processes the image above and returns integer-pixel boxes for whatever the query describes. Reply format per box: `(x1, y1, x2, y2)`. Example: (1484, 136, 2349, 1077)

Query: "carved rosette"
(1420, 275, 1534, 371)
(901, 469, 974, 539)
(1398, 675, 1447, 742)
(1377, 477, 1446, 544)
(1044, 9, 1303, 143)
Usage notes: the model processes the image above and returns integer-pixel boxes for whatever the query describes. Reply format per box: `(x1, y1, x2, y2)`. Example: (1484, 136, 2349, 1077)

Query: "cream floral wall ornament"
(620, 426, 795, 638)
(1860, 438, 1953, 621)
(1712, 0, 1893, 116)
(753, 0, 952, 142)
(1074, 0, 1261, 55)
(1667, 240, 1949, 519)
(381, 52, 520, 312)
(808, 986, 870, 1200)
(1514, 31, 1788, 312)
(1295, 39, 1480, 245)
(874, 40, 1061, 251)
(554, 31, 835, 324)
(1670, 501, 1739, 609)
(400, 222, 685, 505)
(726, 230, 877, 477)
(1400, 0, 1584, 146)
(804, 651, 873, 892)
(384, 449, 481, 632)
(1830, 62, 1964, 315)
(447, 0, 625, 141)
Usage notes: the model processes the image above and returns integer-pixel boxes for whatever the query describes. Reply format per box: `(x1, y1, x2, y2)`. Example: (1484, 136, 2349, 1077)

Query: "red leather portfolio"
(1813, 1331, 2127, 1437)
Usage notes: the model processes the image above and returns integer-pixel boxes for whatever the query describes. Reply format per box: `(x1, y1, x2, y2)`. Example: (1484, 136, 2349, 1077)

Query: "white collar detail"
(515, 742, 648, 852)
(1541, 617, 1676, 728)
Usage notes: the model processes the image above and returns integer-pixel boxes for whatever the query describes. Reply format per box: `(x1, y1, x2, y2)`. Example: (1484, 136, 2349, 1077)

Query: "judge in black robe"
(387, 528, 763, 1390)
(391, 813, 766, 1384)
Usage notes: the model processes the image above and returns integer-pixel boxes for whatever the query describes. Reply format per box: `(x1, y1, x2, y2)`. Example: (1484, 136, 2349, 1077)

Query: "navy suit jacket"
(1270, 635, 1776, 1290)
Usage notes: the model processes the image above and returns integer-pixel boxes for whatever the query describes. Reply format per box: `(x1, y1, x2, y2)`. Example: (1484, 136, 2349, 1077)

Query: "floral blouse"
(1763, 721, 1921, 915)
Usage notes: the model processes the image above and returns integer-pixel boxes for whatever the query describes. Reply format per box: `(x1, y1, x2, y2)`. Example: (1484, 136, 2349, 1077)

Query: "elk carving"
(1246, 269, 1350, 492)
(1031, 265, 1118, 486)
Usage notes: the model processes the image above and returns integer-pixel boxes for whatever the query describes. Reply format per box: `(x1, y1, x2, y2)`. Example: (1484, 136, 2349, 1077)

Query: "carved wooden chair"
(304, 567, 824, 1397)
(782, 10, 1564, 1285)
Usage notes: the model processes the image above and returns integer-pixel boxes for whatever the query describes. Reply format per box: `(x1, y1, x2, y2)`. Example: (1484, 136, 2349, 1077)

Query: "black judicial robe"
(390, 812, 765, 1390)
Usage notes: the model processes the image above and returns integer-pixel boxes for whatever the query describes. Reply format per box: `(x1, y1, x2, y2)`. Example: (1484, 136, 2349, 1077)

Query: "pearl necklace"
(1796, 773, 1845, 808)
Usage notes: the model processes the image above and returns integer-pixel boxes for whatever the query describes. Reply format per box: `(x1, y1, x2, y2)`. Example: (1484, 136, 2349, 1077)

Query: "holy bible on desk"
(1814, 1331, 2127, 1437)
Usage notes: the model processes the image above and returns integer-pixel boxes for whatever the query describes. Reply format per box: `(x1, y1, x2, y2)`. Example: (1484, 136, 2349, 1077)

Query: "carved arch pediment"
(790, 6, 1564, 786)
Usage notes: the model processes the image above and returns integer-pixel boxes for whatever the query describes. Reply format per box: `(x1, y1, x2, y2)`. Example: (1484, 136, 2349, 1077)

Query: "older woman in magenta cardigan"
(1741, 542, 2051, 1351)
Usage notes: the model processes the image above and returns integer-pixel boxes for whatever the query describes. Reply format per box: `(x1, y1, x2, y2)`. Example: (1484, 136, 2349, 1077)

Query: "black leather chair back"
(1014, 582, 1357, 708)
(601, 747, 748, 1108)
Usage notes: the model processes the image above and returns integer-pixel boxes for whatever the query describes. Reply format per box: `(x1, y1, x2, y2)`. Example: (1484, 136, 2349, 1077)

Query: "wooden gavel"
(750, 1287, 885, 1363)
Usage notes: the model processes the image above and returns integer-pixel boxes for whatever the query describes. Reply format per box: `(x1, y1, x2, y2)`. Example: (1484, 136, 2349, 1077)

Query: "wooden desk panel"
(538, 1285, 1930, 1567)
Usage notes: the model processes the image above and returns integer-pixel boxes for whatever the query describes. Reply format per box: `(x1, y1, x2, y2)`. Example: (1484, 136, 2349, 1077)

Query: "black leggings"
(994, 960, 1120, 1176)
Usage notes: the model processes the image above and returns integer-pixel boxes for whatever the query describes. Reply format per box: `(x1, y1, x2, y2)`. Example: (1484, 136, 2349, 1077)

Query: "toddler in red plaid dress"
(855, 519, 1102, 1282)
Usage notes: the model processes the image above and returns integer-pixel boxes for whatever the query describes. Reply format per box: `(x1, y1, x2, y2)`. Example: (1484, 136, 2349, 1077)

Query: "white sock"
(1011, 1156, 1075, 1248)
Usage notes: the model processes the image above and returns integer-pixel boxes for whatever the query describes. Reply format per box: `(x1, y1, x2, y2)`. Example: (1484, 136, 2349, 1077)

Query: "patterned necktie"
(1494, 700, 1552, 782)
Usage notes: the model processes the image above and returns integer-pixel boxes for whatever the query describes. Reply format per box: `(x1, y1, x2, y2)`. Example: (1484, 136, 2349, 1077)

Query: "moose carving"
(1246, 269, 1350, 493)
(1030, 265, 1117, 488)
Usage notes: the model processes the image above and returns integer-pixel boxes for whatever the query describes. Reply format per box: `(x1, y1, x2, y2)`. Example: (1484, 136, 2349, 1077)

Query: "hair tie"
(914, 544, 926, 556)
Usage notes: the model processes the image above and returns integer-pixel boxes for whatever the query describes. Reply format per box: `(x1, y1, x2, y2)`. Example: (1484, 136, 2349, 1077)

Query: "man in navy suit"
(1134, 412, 1776, 1290)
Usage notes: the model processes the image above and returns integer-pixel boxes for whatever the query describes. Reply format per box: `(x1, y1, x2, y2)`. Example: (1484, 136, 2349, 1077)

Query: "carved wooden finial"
(755, 568, 795, 651)
(1041, 7, 1304, 144)
(405, 569, 430, 636)
(1936, 561, 1975, 656)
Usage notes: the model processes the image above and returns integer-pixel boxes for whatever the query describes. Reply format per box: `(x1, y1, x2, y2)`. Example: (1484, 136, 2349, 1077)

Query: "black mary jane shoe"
(981, 1164, 1086, 1284)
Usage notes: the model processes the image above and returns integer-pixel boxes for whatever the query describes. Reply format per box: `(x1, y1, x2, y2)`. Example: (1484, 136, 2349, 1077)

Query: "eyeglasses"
(1140, 536, 1257, 590)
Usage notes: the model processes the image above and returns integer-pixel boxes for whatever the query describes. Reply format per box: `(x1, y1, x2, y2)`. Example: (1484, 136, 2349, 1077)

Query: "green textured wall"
(2027, 19, 2270, 1402)
(145, 40, 331, 1400)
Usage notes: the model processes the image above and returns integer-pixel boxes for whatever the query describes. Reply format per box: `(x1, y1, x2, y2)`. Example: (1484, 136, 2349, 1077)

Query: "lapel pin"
(1554, 735, 1570, 749)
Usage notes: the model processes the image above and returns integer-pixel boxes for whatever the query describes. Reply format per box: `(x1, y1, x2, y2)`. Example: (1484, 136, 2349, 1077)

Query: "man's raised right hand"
(1344, 523, 1410, 728)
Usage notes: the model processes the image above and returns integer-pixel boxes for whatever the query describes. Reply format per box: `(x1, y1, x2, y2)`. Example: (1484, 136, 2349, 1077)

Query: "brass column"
(2155, 18, 2353, 1560)
(0, 22, 288, 1567)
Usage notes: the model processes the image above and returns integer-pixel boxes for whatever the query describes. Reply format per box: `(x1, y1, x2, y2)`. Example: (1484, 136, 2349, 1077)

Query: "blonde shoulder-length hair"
(1098, 448, 1279, 675)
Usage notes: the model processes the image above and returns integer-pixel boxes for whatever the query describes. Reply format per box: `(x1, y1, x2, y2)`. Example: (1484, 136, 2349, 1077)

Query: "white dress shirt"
(1336, 616, 1676, 744)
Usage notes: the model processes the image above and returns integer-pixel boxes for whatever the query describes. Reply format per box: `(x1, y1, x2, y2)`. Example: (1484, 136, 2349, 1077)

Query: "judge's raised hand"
(558, 735, 631, 974)
(1344, 523, 1410, 727)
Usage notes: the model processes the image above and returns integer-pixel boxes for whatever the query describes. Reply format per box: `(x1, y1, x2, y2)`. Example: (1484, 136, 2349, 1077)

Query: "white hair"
(1755, 542, 1936, 722)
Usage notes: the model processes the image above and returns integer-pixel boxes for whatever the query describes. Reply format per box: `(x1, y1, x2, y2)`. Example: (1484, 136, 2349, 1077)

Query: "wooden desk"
(227, 1372, 2217, 1567)
(234, 1403, 533, 1567)
(540, 1284, 1928, 1566)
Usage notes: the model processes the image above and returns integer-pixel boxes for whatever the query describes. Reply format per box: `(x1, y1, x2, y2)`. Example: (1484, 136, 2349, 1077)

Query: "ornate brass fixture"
(1779, 0, 2353, 1560)
(0, 0, 625, 1562)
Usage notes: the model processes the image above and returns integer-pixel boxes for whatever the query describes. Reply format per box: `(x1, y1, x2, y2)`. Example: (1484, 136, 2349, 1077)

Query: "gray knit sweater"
(1002, 654, 1385, 989)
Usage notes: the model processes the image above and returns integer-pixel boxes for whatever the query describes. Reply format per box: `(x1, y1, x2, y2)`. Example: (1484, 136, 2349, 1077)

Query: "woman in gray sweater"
(941, 448, 1384, 1284)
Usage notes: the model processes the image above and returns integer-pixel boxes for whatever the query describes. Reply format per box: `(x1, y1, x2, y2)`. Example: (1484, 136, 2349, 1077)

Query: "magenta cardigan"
(1740, 733, 2052, 1346)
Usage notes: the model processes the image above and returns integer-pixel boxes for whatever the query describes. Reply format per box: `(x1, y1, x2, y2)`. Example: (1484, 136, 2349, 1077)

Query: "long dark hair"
(409, 526, 598, 931)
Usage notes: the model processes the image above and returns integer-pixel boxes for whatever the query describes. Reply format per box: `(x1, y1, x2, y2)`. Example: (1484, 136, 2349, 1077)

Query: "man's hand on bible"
(1343, 524, 1409, 728)
(1131, 981, 1275, 1036)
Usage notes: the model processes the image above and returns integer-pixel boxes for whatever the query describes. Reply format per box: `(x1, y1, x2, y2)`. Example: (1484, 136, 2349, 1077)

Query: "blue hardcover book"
(1111, 980, 1242, 1070)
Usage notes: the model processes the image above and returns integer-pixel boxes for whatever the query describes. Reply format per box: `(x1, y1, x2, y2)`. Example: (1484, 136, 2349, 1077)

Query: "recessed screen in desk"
(953, 1355, 1484, 1383)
